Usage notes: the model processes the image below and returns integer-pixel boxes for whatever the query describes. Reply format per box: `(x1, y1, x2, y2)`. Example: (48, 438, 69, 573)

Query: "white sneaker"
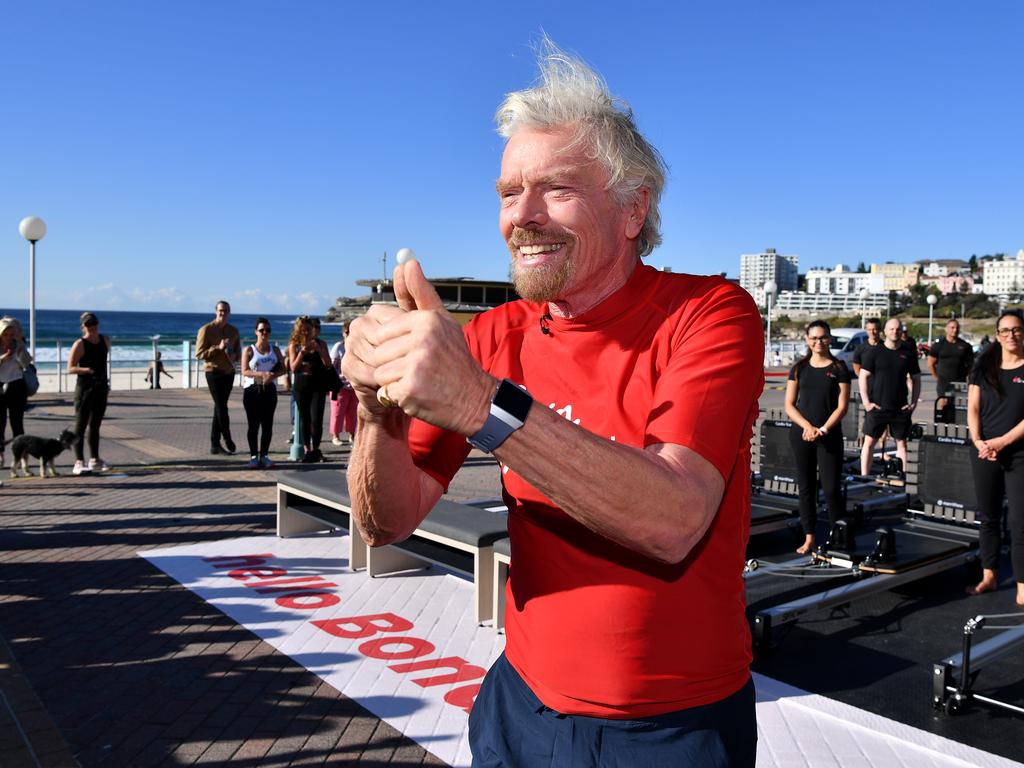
(88, 458, 111, 472)
(331, 436, 343, 446)
(73, 461, 91, 476)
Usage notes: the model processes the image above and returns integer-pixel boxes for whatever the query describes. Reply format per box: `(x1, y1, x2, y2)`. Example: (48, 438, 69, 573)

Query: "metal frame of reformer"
(750, 421, 981, 647)
(752, 518, 979, 646)
(751, 410, 909, 529)
(933, 614, 1024, 717)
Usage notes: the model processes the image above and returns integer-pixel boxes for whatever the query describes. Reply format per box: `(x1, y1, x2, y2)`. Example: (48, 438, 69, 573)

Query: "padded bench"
(276, 469, 367, 570)
(367, 498, 508, 625)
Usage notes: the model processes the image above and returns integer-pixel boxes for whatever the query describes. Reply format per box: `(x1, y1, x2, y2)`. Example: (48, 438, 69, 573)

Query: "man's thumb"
(398, 260, 445, 311)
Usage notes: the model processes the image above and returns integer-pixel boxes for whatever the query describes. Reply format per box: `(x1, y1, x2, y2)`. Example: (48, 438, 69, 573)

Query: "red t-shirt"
(409, 264, 764, 718)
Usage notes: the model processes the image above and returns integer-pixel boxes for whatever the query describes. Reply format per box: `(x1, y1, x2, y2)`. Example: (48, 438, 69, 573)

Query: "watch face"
(495, 379, 533, 422)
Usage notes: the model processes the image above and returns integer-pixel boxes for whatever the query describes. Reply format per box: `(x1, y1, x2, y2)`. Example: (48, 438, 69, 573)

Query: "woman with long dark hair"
(784, 320, 851, 554)
(67, 312, 112, 475)
(287, 316, 331, 463)
(967, 309, 1024, 605)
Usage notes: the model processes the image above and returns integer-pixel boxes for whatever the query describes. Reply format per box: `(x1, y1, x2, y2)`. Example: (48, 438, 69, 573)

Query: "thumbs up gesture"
(341, 258, 495, 435)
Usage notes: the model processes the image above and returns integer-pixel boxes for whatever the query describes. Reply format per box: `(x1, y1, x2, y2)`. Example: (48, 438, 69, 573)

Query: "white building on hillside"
(804, 264, 885, 295)
(981, 250, 1024, 295)
(740, 248, 799, 305)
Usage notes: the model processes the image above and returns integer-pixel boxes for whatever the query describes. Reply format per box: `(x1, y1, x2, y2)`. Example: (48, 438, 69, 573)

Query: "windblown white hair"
(495, 37, 667, 257)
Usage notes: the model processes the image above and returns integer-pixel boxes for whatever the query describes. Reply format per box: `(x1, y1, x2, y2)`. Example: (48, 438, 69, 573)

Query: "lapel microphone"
(539, 312, 553, 336)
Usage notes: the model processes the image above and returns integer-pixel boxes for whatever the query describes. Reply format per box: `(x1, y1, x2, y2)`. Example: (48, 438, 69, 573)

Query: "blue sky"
(2, 1, 1021, 314)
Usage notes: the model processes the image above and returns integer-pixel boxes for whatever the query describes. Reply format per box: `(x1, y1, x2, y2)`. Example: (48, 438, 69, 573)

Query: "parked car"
(829, 327, 869, 372)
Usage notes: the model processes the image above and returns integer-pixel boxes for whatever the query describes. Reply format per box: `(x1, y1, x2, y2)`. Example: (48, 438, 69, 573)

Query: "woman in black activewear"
(784, 320, 851, 554)
(287, 316, 331, 463)
(967, 310, 1024, 606)
(67, 311, 112, 475)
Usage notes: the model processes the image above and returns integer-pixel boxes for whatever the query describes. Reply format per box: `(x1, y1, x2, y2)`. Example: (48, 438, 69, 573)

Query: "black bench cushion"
(279, 470, 506, 546)
(419, 499, 507, 546)
(278, 469, 351, 506)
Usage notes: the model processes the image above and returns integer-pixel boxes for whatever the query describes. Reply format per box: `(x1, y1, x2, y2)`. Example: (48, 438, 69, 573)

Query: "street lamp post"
(927, 294, 938, 350)
(859, 287, 870, 328)
(18, 216, 47, 361)
(763, 279, 777, 367)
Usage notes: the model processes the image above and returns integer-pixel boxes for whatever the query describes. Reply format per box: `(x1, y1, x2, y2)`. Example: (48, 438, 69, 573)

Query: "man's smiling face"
(497, 125, 641, 312)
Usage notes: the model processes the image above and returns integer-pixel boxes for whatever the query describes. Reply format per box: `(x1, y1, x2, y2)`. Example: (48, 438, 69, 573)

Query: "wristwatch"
(467, 379, 533, 453)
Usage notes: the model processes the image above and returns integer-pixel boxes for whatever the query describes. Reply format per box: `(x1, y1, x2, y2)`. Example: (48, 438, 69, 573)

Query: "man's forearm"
(494, 404, 724, 565)
(347, 406, 441, 546)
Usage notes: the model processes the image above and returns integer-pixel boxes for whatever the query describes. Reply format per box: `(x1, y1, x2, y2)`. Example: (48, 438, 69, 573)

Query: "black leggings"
(788, 427, 846, 535)
(205, 371, 235, 447)
(971, 449, 1024, 583)
(74, 383, 108, 461)
(243, 385, 277, 457)
(293, 373, 326, 449)
(0, 378, 28, 446)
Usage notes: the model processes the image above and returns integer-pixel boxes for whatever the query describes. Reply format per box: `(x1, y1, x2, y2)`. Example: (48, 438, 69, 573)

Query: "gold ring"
(376, 384, 398, 409)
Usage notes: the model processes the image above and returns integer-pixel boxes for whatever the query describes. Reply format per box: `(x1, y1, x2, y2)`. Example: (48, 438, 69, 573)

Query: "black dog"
(7, 429, 77, 478)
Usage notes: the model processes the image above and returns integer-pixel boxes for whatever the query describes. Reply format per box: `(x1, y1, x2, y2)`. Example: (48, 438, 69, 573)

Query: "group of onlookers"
(195, 301, 357, 469)
(786, 314, 1024, 605)
(1, 303, 359, 478)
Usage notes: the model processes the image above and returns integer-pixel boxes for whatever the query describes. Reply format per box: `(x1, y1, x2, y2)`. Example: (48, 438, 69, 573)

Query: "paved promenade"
(0, 387, 498, 767)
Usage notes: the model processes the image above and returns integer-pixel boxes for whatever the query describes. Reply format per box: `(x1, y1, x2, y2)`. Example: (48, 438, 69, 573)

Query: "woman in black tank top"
(784, 320, 851, 554)
(67, 311, 112, 475)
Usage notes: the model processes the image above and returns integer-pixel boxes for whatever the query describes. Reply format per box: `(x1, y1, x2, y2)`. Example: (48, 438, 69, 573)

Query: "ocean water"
(0, 308, 339, 372)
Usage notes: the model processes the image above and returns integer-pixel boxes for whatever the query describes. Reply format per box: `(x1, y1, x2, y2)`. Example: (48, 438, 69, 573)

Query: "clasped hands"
(341, 259, 494, 436)
(975, 436, 1004, 461)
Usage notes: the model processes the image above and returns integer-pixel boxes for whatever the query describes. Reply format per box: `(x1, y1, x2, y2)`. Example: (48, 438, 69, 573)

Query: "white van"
(829, 327, 869, 371)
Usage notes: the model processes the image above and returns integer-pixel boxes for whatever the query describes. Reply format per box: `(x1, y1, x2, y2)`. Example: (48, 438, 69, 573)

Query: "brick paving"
(0, 388, 481, 766)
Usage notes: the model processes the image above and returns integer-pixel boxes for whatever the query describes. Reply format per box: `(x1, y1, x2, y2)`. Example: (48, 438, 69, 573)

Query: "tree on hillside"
(969, 254, 978, 272)
(856, 261, 867, 273)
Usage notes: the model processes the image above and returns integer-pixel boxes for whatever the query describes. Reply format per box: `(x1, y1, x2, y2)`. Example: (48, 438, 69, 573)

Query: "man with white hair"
(343, 41, 762, 766)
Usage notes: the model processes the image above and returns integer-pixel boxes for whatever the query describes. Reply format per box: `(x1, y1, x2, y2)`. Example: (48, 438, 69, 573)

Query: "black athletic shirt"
(969, 365, 1024, 441)
(929, 337, 974, 383)
(861, 343, 920, 410)
(788, 360, 850, 427)
(77, 335, 108, 388)
(853, 340, 881, 396)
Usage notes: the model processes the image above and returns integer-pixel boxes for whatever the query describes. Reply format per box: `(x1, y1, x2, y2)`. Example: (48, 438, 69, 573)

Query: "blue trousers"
(469, 654, 756, 768)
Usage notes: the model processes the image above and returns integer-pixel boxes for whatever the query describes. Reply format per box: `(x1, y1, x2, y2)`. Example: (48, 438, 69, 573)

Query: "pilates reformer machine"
(748, 419, 982, 648)
(933, 612, 1024, 717)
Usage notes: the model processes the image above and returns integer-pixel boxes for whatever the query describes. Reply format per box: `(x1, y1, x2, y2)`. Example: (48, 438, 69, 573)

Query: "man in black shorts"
(928, 318, 974, 411)
(859, 318, 921, 475)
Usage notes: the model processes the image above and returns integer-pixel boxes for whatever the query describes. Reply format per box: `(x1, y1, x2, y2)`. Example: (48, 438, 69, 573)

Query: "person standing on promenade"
(67, 312, 112, 475)
(784, 320, 850, 554)
(0, 317, 33, 468)
(329, 322, 357, 446)
(196, 301, 240, 455)
(928, 318, 974, 412)
(859, 318, 921, 476)
(144, 352, 173, 389)
(967, 310, 1024, 606)
(343, 40, 762, 766)
(287, 316, 331, 463)
(241, 317, 285, 469)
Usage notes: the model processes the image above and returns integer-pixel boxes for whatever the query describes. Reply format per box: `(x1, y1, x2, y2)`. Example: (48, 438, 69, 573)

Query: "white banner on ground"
(140, 533, 1020, 768)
